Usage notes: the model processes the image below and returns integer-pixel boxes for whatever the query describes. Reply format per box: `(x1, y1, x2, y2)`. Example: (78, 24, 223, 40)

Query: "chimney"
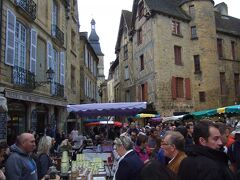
(215, 2, 228, 16)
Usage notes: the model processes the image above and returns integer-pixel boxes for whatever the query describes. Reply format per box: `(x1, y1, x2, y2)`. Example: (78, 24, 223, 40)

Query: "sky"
(78, 0, 240, 78)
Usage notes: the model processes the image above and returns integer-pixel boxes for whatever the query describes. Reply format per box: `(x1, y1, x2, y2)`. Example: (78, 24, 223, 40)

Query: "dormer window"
(172, 21, 181, 35)
(138, 1, 144, 20)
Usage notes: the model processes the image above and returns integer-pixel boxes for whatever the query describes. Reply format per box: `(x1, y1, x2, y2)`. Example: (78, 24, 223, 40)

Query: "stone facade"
(0, 0, 81, 144)
(111, 0, 240, 116)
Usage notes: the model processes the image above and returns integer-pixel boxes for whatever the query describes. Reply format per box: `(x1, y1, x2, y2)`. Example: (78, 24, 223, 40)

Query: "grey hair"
(114, 133, 134, 151)
(37, 136, 52, 154)
(165, 131, 185, 151)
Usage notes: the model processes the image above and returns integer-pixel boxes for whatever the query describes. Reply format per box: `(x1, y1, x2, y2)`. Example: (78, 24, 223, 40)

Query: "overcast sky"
(78, 0, 240, 78)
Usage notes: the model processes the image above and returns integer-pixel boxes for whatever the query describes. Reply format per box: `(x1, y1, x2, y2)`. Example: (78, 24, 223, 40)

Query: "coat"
(178, 145, 234, 180)
(115, 150, 144, 180)
(167, 151, 187, 174)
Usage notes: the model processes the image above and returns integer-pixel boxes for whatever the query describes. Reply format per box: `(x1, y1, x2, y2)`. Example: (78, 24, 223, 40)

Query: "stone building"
(79, 32, 99, 104)
(112, 0, 240, 116)
(0, 0, 80, 144)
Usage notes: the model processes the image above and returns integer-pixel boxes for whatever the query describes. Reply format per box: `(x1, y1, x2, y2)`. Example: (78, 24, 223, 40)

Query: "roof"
(88, 19, 104, 56)
(144, 0, 191, 21)
(215, 12, 240, 37)
(115, 10, 133, 52)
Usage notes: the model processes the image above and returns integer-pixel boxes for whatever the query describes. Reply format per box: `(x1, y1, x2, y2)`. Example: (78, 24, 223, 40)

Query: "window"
(189, 5, 195, 18)
(124, 66, 129, 80)
(176, 77, 184, 98)
(141, 83, 148, 101)
(199, 92, 206, 102)
(138, 1, 144, 19)
(217, 38, 223, 58)
(220, 72, 226, 95)
(174, 46, 182, 65)
(172, 77, 184, 99)
(191, 26, 197, 39)
(125, 90, 130, 102)
(13, 21, 27, 85)
(71, 65, 76, 92)
(234, 73, 240, 97)
(140, 54, 144, 71)
(123, 44, 128, 59)
(71, 30, 76, 51)
(52, 0, 58, 25)
(231, 41, 236, 60)
(194, 55, 201, 73)
(172, 21, 180, 35)
(137, 28, 142, 45)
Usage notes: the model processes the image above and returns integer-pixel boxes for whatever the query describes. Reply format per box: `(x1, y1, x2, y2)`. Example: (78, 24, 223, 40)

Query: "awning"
(162, 115, 185, 123)
(67, 102, 147, 117)
(85, 121, 122, 127)
(135, 113, 160, 118)
(83, 118, 108, 123)
(190, 109, 217, 119)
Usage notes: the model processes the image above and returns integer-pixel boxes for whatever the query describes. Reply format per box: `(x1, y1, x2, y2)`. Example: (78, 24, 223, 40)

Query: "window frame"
(172, 21, 181, 35)
(199, 91, 206, 102)
(194, 55, 201, 74)
(140, 54, 144, 71)
(217, 38, 223, 59)
(174, 45, 182, 65)
(176, 77, 184, 98)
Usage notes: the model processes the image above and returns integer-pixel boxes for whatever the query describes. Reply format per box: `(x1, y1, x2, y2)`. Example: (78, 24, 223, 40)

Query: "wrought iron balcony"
(12, 66, 35, 90)
(15, 0, 36, 20)
(51, 24, 64, 45)
(51, 82, 64, 97)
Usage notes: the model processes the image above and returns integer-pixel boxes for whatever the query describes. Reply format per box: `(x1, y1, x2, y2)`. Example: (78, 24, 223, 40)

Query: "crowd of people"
(0, 119, 239, 180)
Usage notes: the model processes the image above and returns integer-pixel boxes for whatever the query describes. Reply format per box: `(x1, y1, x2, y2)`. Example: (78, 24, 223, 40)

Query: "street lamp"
(35, 67, 55, 87)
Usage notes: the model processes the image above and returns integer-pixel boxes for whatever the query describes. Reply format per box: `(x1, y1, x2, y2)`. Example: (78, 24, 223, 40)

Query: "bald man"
(5, 133, 37, 180)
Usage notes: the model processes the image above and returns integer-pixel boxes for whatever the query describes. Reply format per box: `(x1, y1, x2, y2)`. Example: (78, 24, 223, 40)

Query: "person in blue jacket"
(5, 133, 38, 180)
(113, 134, 144, 180)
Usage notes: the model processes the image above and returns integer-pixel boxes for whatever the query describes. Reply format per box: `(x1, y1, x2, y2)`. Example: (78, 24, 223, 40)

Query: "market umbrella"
(85, 121, 122, 127)
(190, 109, 217, 119)
(135, 113, 160, 118)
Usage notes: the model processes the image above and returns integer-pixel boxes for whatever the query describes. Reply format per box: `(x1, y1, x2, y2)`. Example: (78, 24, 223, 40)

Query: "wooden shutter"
(5, 9, 16, 66)
(185, 78, 191, 100)
(47, 41, 52, 69)
(144, 82, 148, 101)
(30, 29, 37, 75)
(138, 85, 141, 101)
(172, 76, 177, 99)
(60, 52, 65, 85)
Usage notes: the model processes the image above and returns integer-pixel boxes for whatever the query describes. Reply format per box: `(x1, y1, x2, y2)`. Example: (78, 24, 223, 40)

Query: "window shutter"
(47, 41, 52, 69)
(185, 78, 191, 100)
(30, 29, 37, 75)
(172, 76, 177, 99)
(144, 82, 148, 101)
(5, 9, 16, 66)
(138, 85, 141, 101)
(60, 52, 65, 85)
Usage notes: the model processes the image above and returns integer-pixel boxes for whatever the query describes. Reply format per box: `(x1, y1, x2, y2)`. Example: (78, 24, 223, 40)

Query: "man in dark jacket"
(114, 134, 144, 180)
(178, 120, 234, 180)
(5, 133, 37, 180)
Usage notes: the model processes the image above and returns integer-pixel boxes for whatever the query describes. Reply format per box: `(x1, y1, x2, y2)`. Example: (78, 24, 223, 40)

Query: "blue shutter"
(30, 29, 37, 75)
(60, 52, 65, 85)
(5, 9, 16, 66)
(47, 41, 52, 69)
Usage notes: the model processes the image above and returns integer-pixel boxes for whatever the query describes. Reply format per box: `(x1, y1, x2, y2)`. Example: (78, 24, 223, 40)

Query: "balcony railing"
(15, 0, 36, 20)
(51, 82, 64, 97)
(12, 66, 35, 90)
(51, 24, 64, 45)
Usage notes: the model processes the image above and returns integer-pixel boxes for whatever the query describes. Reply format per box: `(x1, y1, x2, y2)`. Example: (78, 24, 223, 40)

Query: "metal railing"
(51, 82, 64, 97)
(15, 0, 36, 20)
(51, 24, 64, 45)
(12, 66, 35, 89)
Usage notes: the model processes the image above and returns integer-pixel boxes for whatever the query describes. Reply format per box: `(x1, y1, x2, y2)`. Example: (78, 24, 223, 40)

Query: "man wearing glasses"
(113, 134, 143, 180)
